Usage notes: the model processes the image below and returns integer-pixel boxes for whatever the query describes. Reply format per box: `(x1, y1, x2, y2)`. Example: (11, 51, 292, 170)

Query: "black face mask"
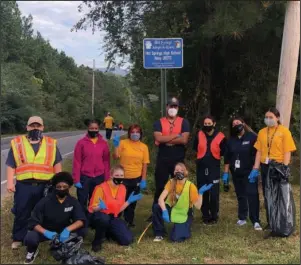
(55, 189, 69, 199)
(175, 172, 185, 180)
(28, 129, 43, 141)
(232, 124, 244, 135)
(88, 130, 99, 138)
(113, 178, 124, 185)
(202, 125, 214, 132)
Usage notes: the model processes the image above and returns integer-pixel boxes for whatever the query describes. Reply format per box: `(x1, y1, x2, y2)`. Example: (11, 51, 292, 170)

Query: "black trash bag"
(50, 233, 105, 265)
(265, 161, 296, 237)
(50, 233, 83, 261)
(64, 249, 105, 264)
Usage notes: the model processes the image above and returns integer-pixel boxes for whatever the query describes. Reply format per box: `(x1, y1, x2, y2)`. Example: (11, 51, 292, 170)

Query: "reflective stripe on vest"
(100, 181, 126, 217)
(197, 131, 225, 160)
(166, 180, 191, 224)
(11, 135, 57, 181)
(155, 117, 184, 146)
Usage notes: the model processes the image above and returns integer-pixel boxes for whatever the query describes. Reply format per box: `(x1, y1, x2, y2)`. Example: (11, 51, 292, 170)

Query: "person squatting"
(6, 103, 297, 263)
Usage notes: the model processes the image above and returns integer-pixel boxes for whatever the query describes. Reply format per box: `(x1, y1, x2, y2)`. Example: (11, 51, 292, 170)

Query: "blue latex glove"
(44, 230, 57, 240)
(59, 228, 70, 243)
(162, 209, 170, 223)
(98, 198, 107, 210)
(140, 180, 147, 190)
(113, 134, 120, 147)
(198, 184, 213, 195)
(127, 191, 143, 204)
(74, 182, 83, 189)
(248, 169, 259, 183)
(222, 172, 229, 184)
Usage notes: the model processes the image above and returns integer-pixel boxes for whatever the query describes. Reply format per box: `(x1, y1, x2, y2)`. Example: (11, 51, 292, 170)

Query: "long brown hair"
(170, 163, 188, 207)
(229, 117, 257, 137)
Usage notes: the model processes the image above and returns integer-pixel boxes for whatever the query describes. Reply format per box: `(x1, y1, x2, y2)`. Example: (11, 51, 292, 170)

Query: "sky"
(17, 1, 109, 69)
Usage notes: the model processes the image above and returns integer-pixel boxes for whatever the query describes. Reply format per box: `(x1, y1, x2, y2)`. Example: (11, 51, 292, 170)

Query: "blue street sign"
(143, 38, 183, 69)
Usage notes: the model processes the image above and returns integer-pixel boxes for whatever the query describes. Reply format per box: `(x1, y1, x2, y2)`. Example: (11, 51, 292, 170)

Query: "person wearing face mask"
(23, 172, 86, 264)
(72, 119, 110, 214)
(113, 124, 150, 227)
(88, 165, 143, 252)
(6, 116, 63, 250)
(151, 97, 190, 221)
(252, 108, 296, 232)
(193, 115, 226, 225)
(222, 117, 262, 230)
(152, 163, 213, 242)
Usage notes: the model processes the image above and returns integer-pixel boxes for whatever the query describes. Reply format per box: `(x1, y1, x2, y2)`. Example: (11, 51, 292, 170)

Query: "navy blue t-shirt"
(224, 131, 257, 176)
(28, 193, 86, 233)
(153, 118, 190, 160)
(6, 141, 62, 169)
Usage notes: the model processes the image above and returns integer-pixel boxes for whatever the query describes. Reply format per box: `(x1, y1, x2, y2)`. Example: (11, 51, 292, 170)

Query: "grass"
(1, 159, 300, 264)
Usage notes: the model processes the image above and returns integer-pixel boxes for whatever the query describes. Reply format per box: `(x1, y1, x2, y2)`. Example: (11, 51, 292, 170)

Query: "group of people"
(5, 97, 297, 264)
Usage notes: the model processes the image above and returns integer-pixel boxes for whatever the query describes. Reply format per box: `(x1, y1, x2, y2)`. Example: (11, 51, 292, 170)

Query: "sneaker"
(237, 220, 247, 226)
(24, 249, 39, 264)
(254, 222, 263, 231)
(153, 236, 163, 242)
(92, 244, 102, 252)
(127, 222, 136, 228)
(12, 241, 22, 250)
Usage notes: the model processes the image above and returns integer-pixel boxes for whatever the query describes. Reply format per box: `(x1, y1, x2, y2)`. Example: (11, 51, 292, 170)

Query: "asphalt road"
(1, 130, 124, 198)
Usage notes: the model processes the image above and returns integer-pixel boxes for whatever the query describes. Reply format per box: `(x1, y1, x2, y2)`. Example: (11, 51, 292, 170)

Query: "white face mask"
(168, 108, 178, 117)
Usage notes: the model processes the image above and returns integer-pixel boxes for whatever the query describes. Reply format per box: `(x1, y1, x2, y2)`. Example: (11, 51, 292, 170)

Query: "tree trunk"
(276, 1, 300, 127)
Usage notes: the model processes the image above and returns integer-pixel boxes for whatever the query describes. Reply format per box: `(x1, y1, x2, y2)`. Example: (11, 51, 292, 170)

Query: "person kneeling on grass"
(88, 164, 143, 252)
(152, 162, 213, 242)
(23, 172, 87, 264)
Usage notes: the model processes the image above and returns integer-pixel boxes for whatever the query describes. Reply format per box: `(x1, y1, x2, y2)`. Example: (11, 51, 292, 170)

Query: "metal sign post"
(143, 38, 183, 117)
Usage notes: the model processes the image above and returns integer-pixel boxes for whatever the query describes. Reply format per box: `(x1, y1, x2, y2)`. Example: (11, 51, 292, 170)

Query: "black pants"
(24, 228, 87, 253)
(260, 163, 270, 224)
(153, 157, 184, 205)
(77, 175, 104, 215)
(196, 162, 220, 222)
(122, 177, 142, 224)
(105, 129, 113, 140)
(91, 212, 133, 247)
(12, 181, 46, 241)
(232, 172, 260, 224)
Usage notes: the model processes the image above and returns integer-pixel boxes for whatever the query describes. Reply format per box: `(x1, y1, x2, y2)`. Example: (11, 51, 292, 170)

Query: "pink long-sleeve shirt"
(72, 134, 110, 183)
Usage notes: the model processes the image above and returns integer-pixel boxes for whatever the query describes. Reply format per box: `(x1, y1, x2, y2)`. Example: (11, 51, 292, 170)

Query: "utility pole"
(276, 1, 300, 127)
(92, 59, 95, 117)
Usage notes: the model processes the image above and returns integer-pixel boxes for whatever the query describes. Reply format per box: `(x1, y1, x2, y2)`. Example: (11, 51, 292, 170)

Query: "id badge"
(235, 160, 241, 169)
(265, 157, 269, 164)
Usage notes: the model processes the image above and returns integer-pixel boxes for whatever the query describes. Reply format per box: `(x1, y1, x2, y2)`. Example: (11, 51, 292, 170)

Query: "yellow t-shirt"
(88, 181, 119, 213)
(164, 179, 199, 207)
(103, 116, 114, 129)
(254, 125, 297, 163)
(117, 139, 150, 179)
(91, 138, 98, 144)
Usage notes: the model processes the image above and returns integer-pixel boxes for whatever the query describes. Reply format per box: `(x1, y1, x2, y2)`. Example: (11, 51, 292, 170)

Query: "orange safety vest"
(197, 131, 225, 160)
(100, 181, 126, 217)
(155, 117, 183, 146)
(11, 135, 57, 181)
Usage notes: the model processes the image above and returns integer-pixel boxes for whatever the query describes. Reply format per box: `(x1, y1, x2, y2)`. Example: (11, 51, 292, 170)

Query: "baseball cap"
(27, 116, 44, 126)
(167, 97, 179, 106)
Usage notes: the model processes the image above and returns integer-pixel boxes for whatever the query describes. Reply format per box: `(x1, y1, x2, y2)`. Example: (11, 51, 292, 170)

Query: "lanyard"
(267, 126, 278, 157)
(168, 119, 176, 134)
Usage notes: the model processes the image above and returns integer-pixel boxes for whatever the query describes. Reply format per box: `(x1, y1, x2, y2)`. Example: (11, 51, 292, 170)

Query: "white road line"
(1, 133, 84, 153)
(1, 151, 75, 185)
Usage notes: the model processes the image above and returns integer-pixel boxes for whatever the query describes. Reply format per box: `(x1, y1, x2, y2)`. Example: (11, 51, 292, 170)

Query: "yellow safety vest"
(11, 135, 57, 181)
